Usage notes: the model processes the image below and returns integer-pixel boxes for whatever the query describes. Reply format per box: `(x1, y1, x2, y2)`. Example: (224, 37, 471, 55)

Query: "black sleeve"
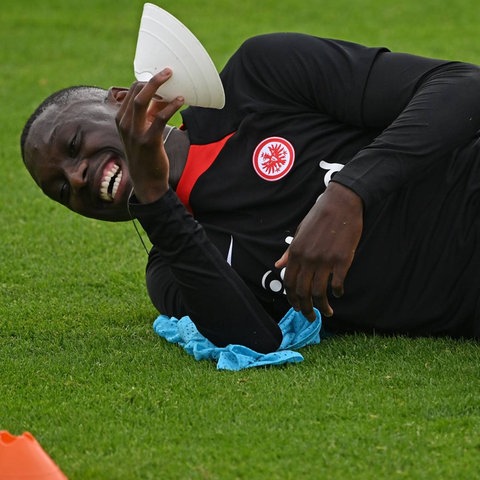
(144, 247, 188, 317)
(129, 189, 282, 353)
(334, 54, 480, 207)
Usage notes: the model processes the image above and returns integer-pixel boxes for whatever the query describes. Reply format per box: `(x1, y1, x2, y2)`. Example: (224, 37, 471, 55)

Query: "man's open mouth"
(100, 163, 123, 202)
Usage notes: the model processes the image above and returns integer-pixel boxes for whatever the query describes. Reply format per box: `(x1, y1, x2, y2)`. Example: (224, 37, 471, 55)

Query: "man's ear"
(107, 87, 129, 104)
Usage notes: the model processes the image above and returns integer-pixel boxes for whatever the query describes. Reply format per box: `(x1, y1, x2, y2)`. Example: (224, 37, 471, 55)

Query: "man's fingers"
(150, 96, 185, 132)
(312, 272, 333, 317)
(283, 253, 334, 319)
(283, 266, 318, 321)
(115, 82, 144, 130)
(296, 269, 315, 320)
(145, 97, 170, 123)
(330, 249, 356, 298)
(132, 69, 173, 109)
(275, 249, 289, 269)
(283, 261, 300, 310)
(116, 70, 173, 131)
(331, 271, 346, 299)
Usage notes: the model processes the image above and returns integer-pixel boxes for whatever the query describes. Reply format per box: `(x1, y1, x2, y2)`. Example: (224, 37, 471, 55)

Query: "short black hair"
(20, 85, 107, 162)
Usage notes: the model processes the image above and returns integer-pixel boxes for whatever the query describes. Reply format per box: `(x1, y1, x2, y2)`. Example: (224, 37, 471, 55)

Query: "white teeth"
(111, 170, 122, 198)
(100, 164, 121, 202)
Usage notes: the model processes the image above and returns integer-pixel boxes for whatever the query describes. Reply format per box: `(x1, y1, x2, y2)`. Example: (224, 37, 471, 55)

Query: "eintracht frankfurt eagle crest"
(252, 137, 295, 181)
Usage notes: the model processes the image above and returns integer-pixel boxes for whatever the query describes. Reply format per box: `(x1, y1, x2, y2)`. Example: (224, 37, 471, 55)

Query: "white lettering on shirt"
(319, 160, 344, 187)
(261, 236, 292, 295)
(227, 235, 234, 266)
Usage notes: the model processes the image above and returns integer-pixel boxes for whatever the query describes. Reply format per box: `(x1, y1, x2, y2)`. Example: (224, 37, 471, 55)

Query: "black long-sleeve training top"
(130, 33, 480, 349)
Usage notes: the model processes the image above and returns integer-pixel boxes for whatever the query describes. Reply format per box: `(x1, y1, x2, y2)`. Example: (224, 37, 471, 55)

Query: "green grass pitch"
(1, 0, 479, 478)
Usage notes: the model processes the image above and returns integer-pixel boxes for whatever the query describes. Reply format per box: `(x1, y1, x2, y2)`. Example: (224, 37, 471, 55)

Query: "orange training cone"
(0, 431, 68, 479)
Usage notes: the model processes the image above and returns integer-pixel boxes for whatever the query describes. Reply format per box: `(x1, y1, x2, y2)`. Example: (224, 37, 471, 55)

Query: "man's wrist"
(327, 181, 364, 210)
(131, 182, 170, 205)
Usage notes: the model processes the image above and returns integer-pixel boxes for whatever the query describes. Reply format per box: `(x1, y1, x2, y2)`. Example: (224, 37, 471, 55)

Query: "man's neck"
(165, 127, 190, 190)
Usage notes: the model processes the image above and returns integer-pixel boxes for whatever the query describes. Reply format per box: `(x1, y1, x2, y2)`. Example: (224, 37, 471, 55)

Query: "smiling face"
(23, 91, 133, 221)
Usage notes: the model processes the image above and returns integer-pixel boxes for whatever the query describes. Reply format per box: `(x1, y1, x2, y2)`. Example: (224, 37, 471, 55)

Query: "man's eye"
(60, 182, 70, 204)
(68, 133, 79, 157)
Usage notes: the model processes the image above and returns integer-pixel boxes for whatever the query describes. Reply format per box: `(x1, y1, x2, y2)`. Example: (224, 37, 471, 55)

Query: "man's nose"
(67, 160, 88, 191)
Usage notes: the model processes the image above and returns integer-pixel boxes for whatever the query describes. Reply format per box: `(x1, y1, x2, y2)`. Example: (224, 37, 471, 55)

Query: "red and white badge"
(252, 137, 295, 181)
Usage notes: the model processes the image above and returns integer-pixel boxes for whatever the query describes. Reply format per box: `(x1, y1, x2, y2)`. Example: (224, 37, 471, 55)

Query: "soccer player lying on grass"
(21, 34, 480, 352)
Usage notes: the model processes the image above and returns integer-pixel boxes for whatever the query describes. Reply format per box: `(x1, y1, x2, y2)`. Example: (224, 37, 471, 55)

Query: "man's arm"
(116, 72, 282, 352)
(238, 34, 480, 318)
(277, 182, 363, 319)
(336, 56, 480, 207)
(130, 189, 282, 352)
(286, 59, 480, 319)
